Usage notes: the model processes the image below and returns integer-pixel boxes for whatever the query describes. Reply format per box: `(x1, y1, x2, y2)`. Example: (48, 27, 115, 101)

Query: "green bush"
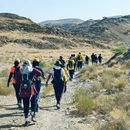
(112, 46, 127, 54)
(95, 95, 115, 114)
(74, 88, 96, 115)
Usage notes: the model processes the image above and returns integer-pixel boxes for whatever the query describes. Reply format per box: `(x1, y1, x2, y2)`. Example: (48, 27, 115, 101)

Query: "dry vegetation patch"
(74, 61, 130, 129)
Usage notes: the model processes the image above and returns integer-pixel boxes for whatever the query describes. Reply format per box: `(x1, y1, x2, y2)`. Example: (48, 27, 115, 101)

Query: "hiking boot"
(24, 117, 30, 126)
(56, 104, 60, 109)
(31, 116, 37, 122)
(18, 102, 22, 109)
(24, 121, 30, 127)
(31, 112, 37, 122)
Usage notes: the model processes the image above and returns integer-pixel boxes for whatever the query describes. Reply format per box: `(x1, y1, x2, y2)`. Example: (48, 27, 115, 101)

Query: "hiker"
(94, 54, 98, 64)
(32, 58, 46, 112)
(46, 60, 66, 109)
(85, 54, 89, 65)
(67, 57, 75, 81)
(7, 58, 22, 108)
(59, 56, 65, 66)
(70, 54, 76, 71)
(91, 53, 95, 64)
(60, 63, 69, 93)
(98, 54, 103, 64)
(76, 52, 83, 70)
(19, 59, 41, 126)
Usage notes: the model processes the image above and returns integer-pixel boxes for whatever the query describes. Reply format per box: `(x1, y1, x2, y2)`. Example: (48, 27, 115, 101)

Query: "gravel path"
(0, 78, 91, 130)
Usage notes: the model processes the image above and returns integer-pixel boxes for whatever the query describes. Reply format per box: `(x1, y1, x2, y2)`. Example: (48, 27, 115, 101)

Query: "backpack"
(51, 68, 64, 85)
(77, 55, 81, 61)
(68, 60, 73, 68)
(13, 67, 21, 84)
(19, 67, 34, 97)
(21, 73, 33, 89)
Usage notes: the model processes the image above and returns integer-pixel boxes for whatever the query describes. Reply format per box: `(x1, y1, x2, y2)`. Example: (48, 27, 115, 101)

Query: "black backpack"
(51, 68, 64, 85)
(68, 60, 73, 68)
(21, 73, 33, 89)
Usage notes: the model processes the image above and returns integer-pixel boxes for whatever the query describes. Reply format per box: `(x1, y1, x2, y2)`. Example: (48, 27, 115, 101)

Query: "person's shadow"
(0, 124, 23, 129)
(40, 105, 56, 111)
(0, 111, 23, 119)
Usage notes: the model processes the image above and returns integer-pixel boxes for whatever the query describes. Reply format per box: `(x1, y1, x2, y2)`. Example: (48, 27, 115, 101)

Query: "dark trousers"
(69, 70, 74, 79)
(13, 83, 22, 104)
(33, 82, 41, 112)
(23, 96, 36, 118)
(53, 82, 64, 104)
(77, 61, 83, 70)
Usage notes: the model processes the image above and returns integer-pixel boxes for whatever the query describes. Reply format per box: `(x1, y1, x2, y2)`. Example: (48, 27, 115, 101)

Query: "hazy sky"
(0, 0, 130, 23)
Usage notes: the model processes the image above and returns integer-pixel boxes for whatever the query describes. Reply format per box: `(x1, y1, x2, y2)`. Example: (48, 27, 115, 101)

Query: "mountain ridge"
(40, 18, 84, 25)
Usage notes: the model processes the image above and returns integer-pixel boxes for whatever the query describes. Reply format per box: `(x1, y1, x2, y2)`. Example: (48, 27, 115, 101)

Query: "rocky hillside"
(0, 13, 94, 49)
(47, 15, 130, 44)
(76, 15, 130, 44)
(40, 18, 84, 25)
(0, 13, 70, 36)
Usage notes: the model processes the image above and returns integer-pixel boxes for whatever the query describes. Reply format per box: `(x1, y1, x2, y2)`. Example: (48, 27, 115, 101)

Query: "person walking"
(46, 60, 66, 109)
(19, 59, 41, 126)
(60, 63, 69, 93)
(76, 52, 83, 70)
(32, 58, 46, 112)
(67, 57, 75, 81)
(85, 54, 89, 65)
(59, 56, 65, 66)
(7, 58, 22, 108)
(98, 54, 103, 64)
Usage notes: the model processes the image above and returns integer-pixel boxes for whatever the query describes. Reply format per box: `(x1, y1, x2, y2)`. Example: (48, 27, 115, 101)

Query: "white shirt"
(49, 65, 65, 80)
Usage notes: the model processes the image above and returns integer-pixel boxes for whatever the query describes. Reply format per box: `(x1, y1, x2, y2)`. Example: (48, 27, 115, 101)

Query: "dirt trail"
(0, 77, 91, 130)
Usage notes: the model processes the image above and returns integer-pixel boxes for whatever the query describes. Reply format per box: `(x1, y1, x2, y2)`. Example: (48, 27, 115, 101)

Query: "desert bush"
(121, 61, 130, 70)
(99, 68, 127, 94)
(79, 65, 98, 81)
(95, 95, 115, 114)
(113, 77, 128, 91)
(0, 81, 14, 95)
(90, 81, 103, 93)
(99, 119, 127, 130)
(112, 46, 127, 54)
(74, 88, 96, 115)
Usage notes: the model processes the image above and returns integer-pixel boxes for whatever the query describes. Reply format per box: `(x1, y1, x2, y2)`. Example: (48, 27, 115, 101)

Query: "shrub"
(112, 46, 127, 54)
(74, 88, 96, 115)
(95, 95, 115, 114)
(113, 77, 128, 91)
(99, 119, 127, 130)
(0, 81, 14, 95)
(79, 66, 98, 81)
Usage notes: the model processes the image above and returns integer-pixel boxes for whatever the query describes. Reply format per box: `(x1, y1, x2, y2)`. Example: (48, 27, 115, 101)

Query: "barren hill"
(0, 13, 93, 49)
(46, 15, 130, 44)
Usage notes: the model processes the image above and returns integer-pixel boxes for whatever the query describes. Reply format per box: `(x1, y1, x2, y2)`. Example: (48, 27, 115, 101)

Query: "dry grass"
(74, 88, 96, 115)
(99, 119, 128, 130)
(74, 60, 130, 129)
(0, 80, 14, 95)
(42, 84, 53, 96)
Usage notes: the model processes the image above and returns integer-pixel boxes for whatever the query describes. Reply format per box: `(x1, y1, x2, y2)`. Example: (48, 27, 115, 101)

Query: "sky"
(0, 0, 130, 23)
